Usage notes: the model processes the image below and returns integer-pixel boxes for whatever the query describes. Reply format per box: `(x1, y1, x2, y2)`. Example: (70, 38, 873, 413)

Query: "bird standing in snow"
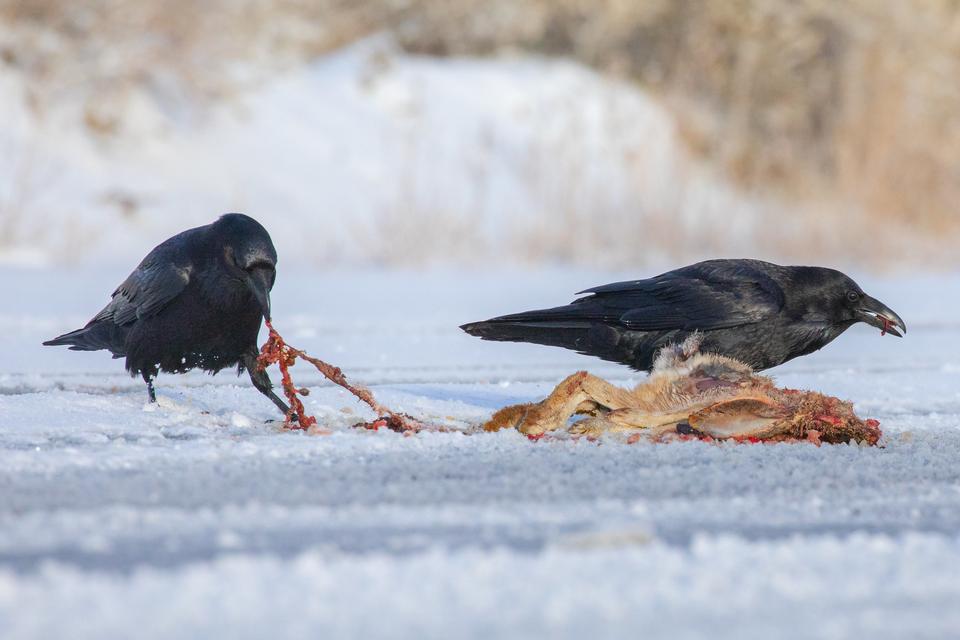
(461, 259, 906, 371)
(44, 213, 289, 415)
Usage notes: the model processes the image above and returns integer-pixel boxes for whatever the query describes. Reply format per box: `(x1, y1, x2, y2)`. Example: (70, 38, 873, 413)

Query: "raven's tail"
(460, 305, 597, 352)
(43, 322, 123, 354)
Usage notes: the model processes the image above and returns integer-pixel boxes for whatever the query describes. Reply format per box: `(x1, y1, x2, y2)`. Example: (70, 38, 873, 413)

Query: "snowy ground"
(1, 266, 959, 639)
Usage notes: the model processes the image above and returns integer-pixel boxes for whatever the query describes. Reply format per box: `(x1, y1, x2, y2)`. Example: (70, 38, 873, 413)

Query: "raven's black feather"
(461, 259, 905, 371)
(43, 213, 290, 415)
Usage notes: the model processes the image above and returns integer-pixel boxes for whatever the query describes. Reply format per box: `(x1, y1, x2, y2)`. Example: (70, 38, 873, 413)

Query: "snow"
(5, 536, 960, 640)
(3, 23, 956, 637)
(0, 37, 784, 268)
(1, 266, 959, 639)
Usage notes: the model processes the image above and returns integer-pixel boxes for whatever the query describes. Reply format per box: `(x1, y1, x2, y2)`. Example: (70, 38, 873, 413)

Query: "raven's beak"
(856, 295, 906, 337)
(245, 268, 273, 321)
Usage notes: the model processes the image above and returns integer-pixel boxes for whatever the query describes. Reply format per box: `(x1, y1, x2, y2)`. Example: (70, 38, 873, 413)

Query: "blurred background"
(1, 0, 958, 270)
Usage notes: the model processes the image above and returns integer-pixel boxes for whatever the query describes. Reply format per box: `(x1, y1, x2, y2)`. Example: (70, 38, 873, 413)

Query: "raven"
(44, 213, 290, 415)
(461, 259, 906, 371)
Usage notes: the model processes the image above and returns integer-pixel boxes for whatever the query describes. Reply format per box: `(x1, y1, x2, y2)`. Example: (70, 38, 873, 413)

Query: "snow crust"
(1, 267, 958, 638)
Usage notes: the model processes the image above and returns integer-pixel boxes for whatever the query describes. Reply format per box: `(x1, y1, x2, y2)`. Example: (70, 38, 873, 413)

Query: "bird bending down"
(462, 259, 906, 372)
(43, 213, 290, 416)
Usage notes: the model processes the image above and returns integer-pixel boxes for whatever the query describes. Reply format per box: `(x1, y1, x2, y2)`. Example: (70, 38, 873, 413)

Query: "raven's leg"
(141, 368, 158, 403)
(242, 351, 292, 418)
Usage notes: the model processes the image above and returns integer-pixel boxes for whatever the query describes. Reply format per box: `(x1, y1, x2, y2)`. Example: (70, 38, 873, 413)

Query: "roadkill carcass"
(483, 336, 881, 445)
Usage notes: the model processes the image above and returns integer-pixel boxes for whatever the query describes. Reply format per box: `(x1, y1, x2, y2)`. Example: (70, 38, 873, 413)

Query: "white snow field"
(1, 266, 959, 639)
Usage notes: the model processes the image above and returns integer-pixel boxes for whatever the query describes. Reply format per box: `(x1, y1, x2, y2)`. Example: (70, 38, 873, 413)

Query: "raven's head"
(216, 213, 278, 320)
(791, 267, 906, 338)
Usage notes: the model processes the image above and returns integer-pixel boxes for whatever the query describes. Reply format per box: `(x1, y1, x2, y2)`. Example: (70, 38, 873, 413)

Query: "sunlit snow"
(1, 266, 958, 639)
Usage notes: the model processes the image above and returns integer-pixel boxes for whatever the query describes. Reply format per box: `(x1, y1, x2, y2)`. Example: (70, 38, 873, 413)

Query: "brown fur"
(481, 337, 881, 445)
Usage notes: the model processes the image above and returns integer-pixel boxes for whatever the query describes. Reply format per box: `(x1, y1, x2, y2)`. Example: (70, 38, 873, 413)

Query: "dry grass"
(2, 0, 959, 264)
(394, 0, 960, 236)
(0, 0, 400, 132)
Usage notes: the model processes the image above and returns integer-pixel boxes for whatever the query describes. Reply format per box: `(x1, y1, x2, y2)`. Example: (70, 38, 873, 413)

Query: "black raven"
(461, 259, 906, 371)
(43, 213, 290, 415)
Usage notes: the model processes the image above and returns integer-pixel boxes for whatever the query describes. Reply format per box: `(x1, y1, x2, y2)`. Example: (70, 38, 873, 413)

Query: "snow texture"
(0, 37, 777, 268)
(1, 266, 959, 639)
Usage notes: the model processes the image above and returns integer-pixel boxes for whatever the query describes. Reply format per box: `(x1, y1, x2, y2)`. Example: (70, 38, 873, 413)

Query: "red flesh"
(257, 320, 425, 433)
(256, 321, 317, 430)
(880, 316, 893, 336)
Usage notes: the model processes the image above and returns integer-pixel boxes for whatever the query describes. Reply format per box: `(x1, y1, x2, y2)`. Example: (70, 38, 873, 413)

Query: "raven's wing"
(574, 261, 785, 331)
(568, 274, 784, 331)
(464, 262, 785, 332)
(93, 251, 193, 326)
(460, 260, 788, 371)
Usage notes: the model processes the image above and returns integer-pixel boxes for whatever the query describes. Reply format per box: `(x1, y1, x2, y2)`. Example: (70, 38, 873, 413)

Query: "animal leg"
(482, 396, 608, 433)
(243, 351, 292, 418)
(483, 403, 534, 432)
(141, 368, 157, 403)
(510, 371, 634, 436)
(569, 408, 695, 437)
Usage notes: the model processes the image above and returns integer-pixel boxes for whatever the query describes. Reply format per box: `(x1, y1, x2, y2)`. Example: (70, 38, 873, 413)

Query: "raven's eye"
(245, 260, 275, 273)
(846, 290, 860, 303)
